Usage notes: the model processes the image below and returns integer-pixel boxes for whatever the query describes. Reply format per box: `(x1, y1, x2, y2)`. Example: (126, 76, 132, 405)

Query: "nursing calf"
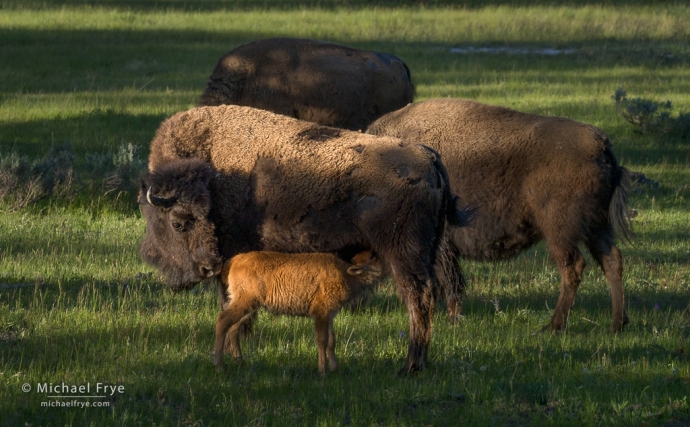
(215, 251, 382, 376)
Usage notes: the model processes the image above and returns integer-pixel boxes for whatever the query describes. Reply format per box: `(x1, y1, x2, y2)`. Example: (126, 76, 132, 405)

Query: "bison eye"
(171, 221, 184, 232)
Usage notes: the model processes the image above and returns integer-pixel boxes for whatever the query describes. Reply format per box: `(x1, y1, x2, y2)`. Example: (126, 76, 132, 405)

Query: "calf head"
(139, 158, 223, 291)
(347, 251, 384, 285)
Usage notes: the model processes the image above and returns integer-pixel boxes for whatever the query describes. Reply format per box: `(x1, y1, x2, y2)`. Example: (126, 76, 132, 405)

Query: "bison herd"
(139, 37, 633, 375)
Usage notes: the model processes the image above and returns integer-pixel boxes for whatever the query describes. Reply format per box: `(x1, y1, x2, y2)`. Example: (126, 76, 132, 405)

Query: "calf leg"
(217, 277, 255, 342)
(225, 311, 256, 358)
(314, 316, 330, 377)
(587, 234, 627, 332)
(326, 315, 338, 372)
(215, 304, 251, 370)
(548, 246, 586, 331)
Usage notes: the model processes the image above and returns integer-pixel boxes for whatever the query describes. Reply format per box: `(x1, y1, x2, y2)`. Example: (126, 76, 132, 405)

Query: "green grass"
(1, 1, 689, 425)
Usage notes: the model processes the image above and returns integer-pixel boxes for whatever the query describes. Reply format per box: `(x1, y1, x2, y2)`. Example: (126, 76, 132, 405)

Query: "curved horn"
(146, 187, 176, 208)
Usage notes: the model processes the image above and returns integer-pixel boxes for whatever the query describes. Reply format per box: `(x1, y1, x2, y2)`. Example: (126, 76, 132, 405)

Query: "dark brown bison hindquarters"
(367, 98, 633, 332)
(198, 37, 414, 130)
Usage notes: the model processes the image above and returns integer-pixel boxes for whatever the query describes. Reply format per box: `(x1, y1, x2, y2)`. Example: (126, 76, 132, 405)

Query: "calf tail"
(605, 145, 635, 244)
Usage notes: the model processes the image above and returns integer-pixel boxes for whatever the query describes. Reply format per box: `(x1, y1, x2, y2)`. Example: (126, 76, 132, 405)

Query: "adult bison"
(139, 105, 469, 373)
(198, 38, 414, 131)
(367, 98, 633, 332)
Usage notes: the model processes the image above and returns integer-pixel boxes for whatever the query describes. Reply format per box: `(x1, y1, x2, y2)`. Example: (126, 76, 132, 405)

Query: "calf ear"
(347, 266, 365, 276)
(347, 265, 381, 276)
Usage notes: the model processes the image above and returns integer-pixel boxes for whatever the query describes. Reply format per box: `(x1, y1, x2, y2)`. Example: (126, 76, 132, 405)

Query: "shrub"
(0, 142, 146, 212)
(612, 88, 690, 138)
(84, 143, 147, 197)
(33, 143, 76, 199)
(673, 112, 690, 139)
(0, 151, 45, 212)
(612, 88, 672, 134)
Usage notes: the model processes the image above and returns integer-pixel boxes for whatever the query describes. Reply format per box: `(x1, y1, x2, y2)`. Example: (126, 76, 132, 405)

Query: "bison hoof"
(609, 313, 629, 333)
(608, 322, 627, 333)
(541, 323, 564, 333)
(447, 311, 463, 325)
(398, 361, 426, 376)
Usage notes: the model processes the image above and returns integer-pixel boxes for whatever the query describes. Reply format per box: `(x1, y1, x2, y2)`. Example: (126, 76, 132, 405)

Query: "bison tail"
(428, 148, 474, 228)
(401, 60, 416, 101)
(606, 147, 636, 244)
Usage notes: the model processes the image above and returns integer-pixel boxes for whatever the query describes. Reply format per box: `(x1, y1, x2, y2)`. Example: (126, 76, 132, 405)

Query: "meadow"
(1, 1, 689, 425)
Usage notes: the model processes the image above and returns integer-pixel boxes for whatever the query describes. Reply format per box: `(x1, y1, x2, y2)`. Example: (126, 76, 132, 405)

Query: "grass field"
(1, 1, 689, 425)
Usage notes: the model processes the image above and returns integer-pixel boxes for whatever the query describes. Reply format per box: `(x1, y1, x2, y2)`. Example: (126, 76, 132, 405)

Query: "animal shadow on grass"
(4, 0, 674, 12)
(4, 26, 687, 100)
(0, 110, 167, 156)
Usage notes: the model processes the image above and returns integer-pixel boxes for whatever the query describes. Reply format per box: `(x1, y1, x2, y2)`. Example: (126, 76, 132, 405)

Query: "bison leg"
(435, 231, 465, 323)
(548, 247, 586, 332)
(587, 235, 627, 332)
(314, 316, 330, 377)
(395, 271, 436, 374)
(327, 315, 338, 372)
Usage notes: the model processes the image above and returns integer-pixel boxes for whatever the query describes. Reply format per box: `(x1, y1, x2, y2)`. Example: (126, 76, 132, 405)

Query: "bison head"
(139, 158, 223, 291)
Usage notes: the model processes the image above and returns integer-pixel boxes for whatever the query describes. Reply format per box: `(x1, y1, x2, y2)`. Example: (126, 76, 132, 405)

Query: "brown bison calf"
(215, 251, 382, 376)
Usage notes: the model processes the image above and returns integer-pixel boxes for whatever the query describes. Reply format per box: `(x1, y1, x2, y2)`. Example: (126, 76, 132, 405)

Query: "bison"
(367, 98, 633, 332)
(215, 250, 382, 376)
(198, 37, 414, 131)
(140, 105, 470, 373)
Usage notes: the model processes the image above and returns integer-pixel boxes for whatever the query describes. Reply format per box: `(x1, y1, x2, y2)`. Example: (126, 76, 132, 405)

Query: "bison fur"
(198, 37, 414, 131)
(140, 104, 471, 373)
(367, 98, 634, 333)
(215, 250, 382, 376)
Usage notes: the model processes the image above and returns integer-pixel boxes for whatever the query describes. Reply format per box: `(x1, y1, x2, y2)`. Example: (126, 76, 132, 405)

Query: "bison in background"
(367, 98, 634, 333)
(140, 105, 471, 373)
(198, 38, 414, 131)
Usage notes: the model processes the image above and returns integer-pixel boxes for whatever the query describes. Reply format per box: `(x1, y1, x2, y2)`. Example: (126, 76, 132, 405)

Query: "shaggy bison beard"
(139, 159, 223, 291)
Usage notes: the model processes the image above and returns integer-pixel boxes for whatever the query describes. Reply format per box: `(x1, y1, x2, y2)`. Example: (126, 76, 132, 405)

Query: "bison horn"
(146, 187, 176, 208)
